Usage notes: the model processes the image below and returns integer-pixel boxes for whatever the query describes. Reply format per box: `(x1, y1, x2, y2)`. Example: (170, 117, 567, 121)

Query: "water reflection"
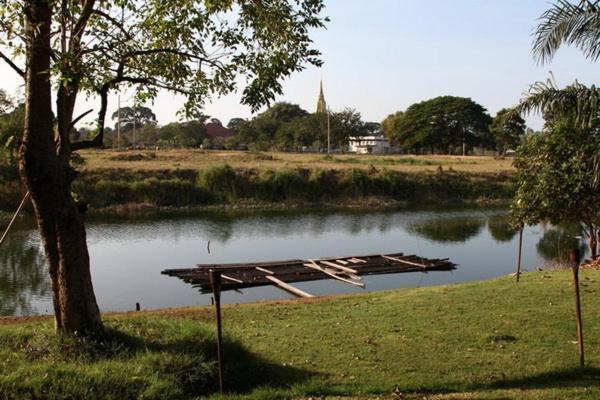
(487, 215, 518, 243)
(408, 216, 485, 243)
(0, 207, 589, 316)
(0, 227, 50, 316)
(536, 224, 586, 264)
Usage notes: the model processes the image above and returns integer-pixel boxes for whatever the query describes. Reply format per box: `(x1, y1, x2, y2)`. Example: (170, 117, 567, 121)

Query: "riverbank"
(0, 151, 516, 214)
(72, 165, 514, 212)
(1, 269, 598, 399)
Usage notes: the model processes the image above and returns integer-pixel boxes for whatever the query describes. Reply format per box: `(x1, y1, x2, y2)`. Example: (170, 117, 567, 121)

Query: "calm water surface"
(0, 207, 586, 316)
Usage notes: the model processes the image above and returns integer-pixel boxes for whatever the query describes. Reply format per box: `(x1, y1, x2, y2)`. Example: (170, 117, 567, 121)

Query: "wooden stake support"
(570, 248, 584, 368)
(516, 224, 524, 282)
(210, 269, 224, 393)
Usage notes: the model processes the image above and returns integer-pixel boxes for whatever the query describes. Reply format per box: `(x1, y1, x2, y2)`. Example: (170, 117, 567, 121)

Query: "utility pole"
(132, 99, 137, 148)
(327, 108, 331, 154)
(117, 5, 124, 151)
(117, 94, 121, 149)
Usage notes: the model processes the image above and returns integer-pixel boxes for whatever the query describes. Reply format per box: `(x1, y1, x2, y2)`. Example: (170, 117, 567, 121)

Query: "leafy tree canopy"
(380, 111, 404, 139)
(392, 96, 492, 153)
(111, 106, 157, 131)
(227, 118, 247, 131)
(259, 102, 309, 123)
(329, 108, 367, 145)
(511, 117, 600, 257)
(490, 108, 526, 153)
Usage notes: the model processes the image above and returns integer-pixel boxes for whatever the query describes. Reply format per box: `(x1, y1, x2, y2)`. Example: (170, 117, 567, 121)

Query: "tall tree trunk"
(21, 0, 103, 335)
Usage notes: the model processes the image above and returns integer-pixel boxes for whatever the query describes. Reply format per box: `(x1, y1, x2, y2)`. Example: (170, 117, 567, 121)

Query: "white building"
(348, 134, 391, 154)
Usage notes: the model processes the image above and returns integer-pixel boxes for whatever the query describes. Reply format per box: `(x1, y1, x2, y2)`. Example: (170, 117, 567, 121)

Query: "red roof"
(205, 123, 236, 139)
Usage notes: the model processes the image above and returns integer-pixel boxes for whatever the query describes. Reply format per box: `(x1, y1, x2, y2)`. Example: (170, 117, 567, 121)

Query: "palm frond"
(515, 76, 600, 127)
(533, 0, 600, 64)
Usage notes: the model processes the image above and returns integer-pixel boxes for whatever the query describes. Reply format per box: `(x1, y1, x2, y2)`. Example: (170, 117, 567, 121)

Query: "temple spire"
(316, 79, 327, 113)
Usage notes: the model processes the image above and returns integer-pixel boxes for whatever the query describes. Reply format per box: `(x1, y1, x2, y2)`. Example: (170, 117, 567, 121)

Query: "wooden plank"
(265, 275, 314, 298)
(382, 255, 428, 269)
(319, 260, 359, 274)
(255, 266, 275, 275)
(334, 259, 349, 265)
(303, 262, 365, 288)
(221, 274, 244, 283)
(348, 257, 367, 264)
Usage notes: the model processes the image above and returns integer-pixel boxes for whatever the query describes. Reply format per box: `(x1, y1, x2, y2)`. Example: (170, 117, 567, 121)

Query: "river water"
(0, 207, 586, 316)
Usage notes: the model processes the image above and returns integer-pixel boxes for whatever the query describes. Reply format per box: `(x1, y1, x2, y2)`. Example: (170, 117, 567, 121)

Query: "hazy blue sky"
(1, 0, 598, 130)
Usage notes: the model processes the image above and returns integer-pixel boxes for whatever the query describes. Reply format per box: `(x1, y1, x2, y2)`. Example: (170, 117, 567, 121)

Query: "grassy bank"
(0, 151, 515, 213)
(1, 270, 599, 399)
(71, 165, 514, 211)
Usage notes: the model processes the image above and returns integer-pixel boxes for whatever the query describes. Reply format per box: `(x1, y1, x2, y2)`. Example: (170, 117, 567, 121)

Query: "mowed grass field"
(1, 270, 599, 399)
(79, 149, 515, 174)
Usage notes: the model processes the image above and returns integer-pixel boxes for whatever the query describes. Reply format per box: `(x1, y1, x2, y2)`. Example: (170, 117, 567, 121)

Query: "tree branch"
(70, 109, 94, 129)
(0, 51, 25, 78)
(71, 76, 153, 151)
(91, 9, 133, 41)
(71, 0, 97, 47)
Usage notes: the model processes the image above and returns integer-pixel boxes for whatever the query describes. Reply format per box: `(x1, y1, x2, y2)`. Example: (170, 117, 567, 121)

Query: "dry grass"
(79, 149, 515, 174)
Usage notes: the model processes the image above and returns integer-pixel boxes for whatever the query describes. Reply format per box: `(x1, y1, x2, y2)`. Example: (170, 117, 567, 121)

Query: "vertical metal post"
(570, 247, 584, 368)
(516, 224, 524, 282)
(210, 269, 224, 393)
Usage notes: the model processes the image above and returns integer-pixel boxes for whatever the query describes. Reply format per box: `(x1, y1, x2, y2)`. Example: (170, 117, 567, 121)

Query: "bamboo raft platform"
(162, 252, 456, 298)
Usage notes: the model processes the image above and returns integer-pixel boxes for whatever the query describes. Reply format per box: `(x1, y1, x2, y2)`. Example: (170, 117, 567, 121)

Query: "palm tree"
(516, 1, 600, 189)
(516, 0, 600, 124)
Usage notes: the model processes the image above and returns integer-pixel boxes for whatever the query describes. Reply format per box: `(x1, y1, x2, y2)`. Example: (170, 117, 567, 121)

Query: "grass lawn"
(79, 149, 515, 175)
(1, 270, 599, 399)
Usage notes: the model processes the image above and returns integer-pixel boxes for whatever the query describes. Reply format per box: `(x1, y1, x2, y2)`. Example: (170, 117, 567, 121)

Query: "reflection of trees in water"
(87, 209, 503, 246)
(408, 217, 485, 243)
(536, 224, 586, 263)
(487, 215, 518, 243)
(0, 229, 50, 316)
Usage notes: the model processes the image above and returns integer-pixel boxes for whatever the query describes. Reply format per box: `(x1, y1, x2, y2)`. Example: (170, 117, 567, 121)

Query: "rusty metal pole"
(570, 247, 584, 368)
(516, 223, 524, 282)
(210, 269, 224, 393)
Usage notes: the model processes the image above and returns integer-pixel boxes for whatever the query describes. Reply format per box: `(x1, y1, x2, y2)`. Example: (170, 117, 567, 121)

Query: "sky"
(1, 0, 599, 130)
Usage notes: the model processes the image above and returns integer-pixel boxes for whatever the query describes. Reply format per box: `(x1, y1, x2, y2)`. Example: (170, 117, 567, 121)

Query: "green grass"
(1, 270, 600, 399)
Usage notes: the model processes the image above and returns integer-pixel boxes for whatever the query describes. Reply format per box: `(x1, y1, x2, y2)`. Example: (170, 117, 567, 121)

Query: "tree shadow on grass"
(154, 334, 322, 394)
(382, 367, 600, 400)
(54, 326, 321, 397)
(474, 366, 600, 392)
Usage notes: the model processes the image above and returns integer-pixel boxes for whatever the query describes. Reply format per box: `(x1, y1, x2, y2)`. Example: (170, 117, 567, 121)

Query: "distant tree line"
(1, 90, 529, 157)
(230, 102, 377, 151)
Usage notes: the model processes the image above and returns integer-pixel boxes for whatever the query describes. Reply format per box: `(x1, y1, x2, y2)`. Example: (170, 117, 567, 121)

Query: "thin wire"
(0, 191, 30, 247)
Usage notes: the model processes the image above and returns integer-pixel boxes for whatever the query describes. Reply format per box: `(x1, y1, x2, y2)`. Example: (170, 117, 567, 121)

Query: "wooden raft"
(162, 252, 456, 298)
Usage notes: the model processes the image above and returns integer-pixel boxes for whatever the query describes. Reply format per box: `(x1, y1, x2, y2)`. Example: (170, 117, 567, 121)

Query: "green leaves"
(533, 0, 600, 64)
(516, 76, 600, 128)
(390, 96, 493, 153)
(510, 119, 600, 232)
(490, 108, 526, 153)
(1, 0, 326, 126)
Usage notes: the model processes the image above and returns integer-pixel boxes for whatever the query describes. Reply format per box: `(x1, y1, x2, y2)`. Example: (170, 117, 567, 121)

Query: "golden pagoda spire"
(316, 79, 327, 113)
